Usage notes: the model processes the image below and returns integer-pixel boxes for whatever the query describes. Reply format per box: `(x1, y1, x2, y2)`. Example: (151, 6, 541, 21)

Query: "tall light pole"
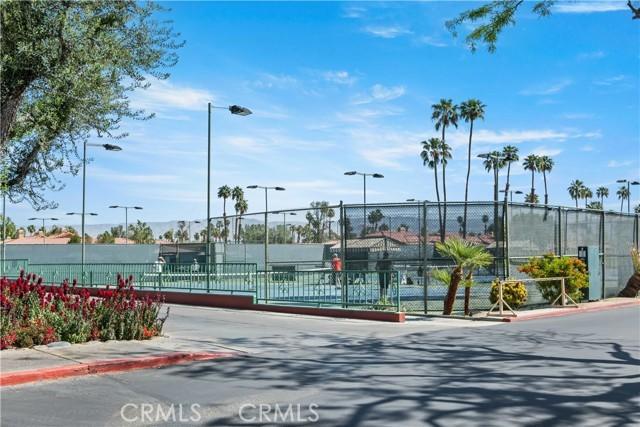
(344, 171, 384, 235)
(28, 217, 59, 245)
(616, 179, 640, 214)
(108, 206, 143, 243)
(275, 211, 296, 243)
(247, 185, 285, 278)
(81, 142, 121, 280)
(206, 103, 252, 292)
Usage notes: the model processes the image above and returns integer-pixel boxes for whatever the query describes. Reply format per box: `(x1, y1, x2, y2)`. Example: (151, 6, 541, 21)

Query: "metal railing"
(258, 270, 400, 311)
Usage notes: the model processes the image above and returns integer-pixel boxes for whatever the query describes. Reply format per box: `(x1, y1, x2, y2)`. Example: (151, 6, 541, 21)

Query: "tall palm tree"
(523, 154, 539, 201)
(460, 99, 486, 238)
(217, 185, 232, 243)
(596, 186, 609, 208)
(483, 151, 505, 240)
(234, 198, 248, 243)
(421, 138, 443, 238)
(568, 180, 584, 208)
(231, 186, 244, 243)
(432, 99, 458, 241)
(617, 186, 630, 213)
(502, 145, 519, 202)
(537, 156, 554, 206)
(583, 187, 593, 208)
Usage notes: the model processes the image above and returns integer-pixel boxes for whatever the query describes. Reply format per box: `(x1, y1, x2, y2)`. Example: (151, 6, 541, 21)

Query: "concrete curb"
(0, 351, 236, 387)
(499, 300, 640, 322)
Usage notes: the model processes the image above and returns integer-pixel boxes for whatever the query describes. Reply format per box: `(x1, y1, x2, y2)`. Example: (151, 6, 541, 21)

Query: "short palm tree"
(523, 154, 539, 201)
(502, 145, 519, 202)
(421, 138, 443, 238)
(435, 237, 493, 315)
(568, 180, 584, 208)
(217, 185, 232, 243)
(481, 214, 489, 233)
(617, 186, 630, 213)
(537, 155, 554, 206)
(460, 99, 486, 237)
(432, 99, 458, 241)
(579, 186, 593, 208)
(596, 186, 609, 208)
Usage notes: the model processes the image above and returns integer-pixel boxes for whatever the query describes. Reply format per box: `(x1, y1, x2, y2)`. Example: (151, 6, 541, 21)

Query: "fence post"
(601, 210, 606, 299)
(422, 202, 429, 315)
(557, 207, 563, 256)
(504, 200, 510, 278)
(340, 201, 347, 309)
(396, 272, 401, 312)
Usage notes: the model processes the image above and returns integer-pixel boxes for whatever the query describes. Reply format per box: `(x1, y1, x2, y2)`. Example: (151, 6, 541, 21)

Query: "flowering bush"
(489, 278, 528, 309)
(518, 254, 588, 303)
(0, 271, 168, 349)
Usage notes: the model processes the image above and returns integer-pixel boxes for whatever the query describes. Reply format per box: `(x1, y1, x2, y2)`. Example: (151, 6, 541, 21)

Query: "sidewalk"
(484, 297, 639, 322)
(0, 335, 238, 387)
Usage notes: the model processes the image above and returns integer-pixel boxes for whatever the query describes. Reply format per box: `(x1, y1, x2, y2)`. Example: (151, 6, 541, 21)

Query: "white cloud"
(520, 79, 572, 96)
(336, 106, 404, 124)
(594, 75, 627, 86)
(580, 144, 596, 152)
(342, 5, 366, 19)
(530, 146, 563, 157)
(577, 50, 605, 60)
(417, 36, 447, 48)
(353, 84, 406, 105)
(362, 25, 412, 39)
(90, 166, 179, 184)
(323, 70, 357, 85)
(251, 73, 298, 89)
(607, 160, 634, 168)
(561, 113, 595, 120)
(555, 2, 628, 13)
(447, 128, 599, 149)
(130, 77, 213, 112)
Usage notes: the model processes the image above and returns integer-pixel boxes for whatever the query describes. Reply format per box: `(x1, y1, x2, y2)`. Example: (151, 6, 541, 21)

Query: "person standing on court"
(331, 253, 342, 287)
(376, 251, 392, 298)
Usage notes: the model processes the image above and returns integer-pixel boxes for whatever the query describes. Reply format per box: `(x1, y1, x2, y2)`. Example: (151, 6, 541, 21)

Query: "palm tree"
(617, 186, 630, 213)
(568, 180, 584, 208)
(596, 186, 609, 208)
(587, 201, 602, 210)
(537, 155, 554, 206)
(482, 214, 489, 234)
(482, 150, 506, 203)
(367, 209, 384, 231)
(231, 186, 244, 242)
(523, 154, 539, 202)
(435, 238, 493, 315)
(502, 145, 519, 202)
(327, 208, 335, 238)
(234, 198, 248, 243)
(579, 187, 593, 208)
(635, 204, 640, 214)
(456, 216, 464, 234)
(421, 138, 443, 238)
(175, 221, 189, 243)
(432, 99, 458, 240)
(460, 99, 486, 237)
(217, 185, 232, 243)
(524, 193, 539, 204)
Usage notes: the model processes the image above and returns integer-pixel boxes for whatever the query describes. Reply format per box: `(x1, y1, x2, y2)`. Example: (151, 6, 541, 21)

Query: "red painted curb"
(0, 351, 235, 387)
(501, 300, 640, 322)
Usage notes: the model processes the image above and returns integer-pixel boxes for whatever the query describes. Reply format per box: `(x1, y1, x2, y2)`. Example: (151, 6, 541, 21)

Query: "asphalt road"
(1, 305, 639, 427)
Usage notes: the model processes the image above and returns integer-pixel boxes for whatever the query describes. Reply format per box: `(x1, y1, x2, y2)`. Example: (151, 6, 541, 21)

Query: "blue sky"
(9, 1, 640, 227)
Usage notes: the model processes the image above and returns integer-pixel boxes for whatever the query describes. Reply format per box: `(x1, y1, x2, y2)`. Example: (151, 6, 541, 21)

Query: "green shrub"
(489, 278, 528, 309)
(518, 254, 588, 303)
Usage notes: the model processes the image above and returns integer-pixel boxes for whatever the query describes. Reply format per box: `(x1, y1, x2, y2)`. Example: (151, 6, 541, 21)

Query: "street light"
(616, 179, 640, 214)
(108, 206, 143, 244)
(28, 217, 59, 245)
(80, 142, 121, 280)
(499, 190, 523, 202)
(206, 103, 252, 292)
(275, 211, 296, 243)
(247, 185, 285, 284)
(344, 171, 384, 235)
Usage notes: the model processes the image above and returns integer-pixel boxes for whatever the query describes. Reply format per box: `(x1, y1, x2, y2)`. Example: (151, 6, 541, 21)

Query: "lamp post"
(81, 142, 121, 280)
(108, 206, 143, 243)
(206, 103, 252, 292)
(344, 171, 384, 235)
(616, 179, 640, 214)
(247, 185, 285, 282)
(275, 212, 296, 243)
(28, 217, 59, 245)
(499, 190, 523, 202)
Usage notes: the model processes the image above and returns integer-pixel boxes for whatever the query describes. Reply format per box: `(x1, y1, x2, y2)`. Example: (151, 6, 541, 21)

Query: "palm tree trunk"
(543, 172, 548, 206)
(504, 162, 511, 202)
(463, 272, 473, 316)
(530, 170, 535, 200)
(441, 128, 447, 243)
(434, 164, 442, 241)
(222, 199, 227, 244)
(463, 120, 473, 239)
(443, 266, 462, 315)
(621, 198, 624, 213)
